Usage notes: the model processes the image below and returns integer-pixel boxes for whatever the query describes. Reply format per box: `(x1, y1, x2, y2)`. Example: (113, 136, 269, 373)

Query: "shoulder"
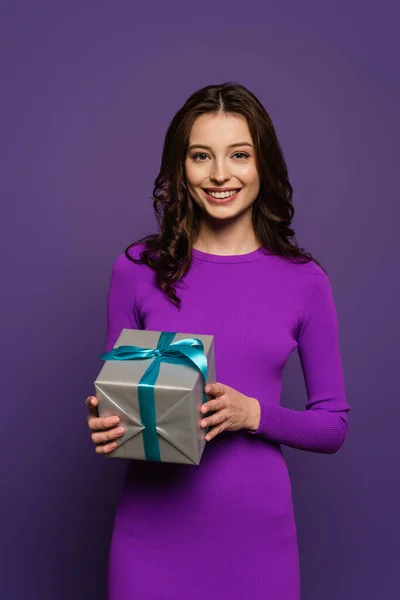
(293, 258, 330, 290)
(293, 259, 331, 292)
(111, 242, 147, 275)
(285, 258, 333, 304)
(114, 242, 146, 263)
(126, 241, 147, 260)
(265, 252, 329, 286)
(110, 243, 156, 310)
(288, 260, 337, 329)
(263, 255, 334, 322)
(277, 254, 326, 276)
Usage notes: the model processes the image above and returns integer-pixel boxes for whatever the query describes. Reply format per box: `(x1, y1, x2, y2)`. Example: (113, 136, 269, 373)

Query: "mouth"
(201, 188, 241, 204)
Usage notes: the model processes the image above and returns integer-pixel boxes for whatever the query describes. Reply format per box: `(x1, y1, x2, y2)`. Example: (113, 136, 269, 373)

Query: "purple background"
(2, 1, 399, 598)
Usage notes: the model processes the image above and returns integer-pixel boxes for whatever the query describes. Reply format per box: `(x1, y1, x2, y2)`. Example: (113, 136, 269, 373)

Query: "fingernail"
(115, 427, 124, 435)
(111, 417, 119, 425)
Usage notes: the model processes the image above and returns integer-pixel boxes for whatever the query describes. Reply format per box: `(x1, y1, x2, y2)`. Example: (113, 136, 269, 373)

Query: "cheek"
(238, 164, 259, 185)
(185, 162, 206, 186)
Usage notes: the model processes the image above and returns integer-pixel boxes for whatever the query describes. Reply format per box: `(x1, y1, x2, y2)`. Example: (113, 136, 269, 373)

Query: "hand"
(200, 382, 261, 441)
(85, 395, 125, 454)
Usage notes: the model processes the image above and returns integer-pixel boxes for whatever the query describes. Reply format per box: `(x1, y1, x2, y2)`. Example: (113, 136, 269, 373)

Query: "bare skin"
(85, 395, 125, 454)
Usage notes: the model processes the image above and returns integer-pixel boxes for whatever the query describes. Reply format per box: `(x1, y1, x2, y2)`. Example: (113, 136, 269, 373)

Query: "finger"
(85, 395, 98, 407)
(201, 409, 228, 429)
(86, 395, 121, 429)
(95, 440, 118, 454)
(87, 414, 121, 430)
(204, 382, 226, 397)
(205, 420, 228, 442)
(91, 426, 125, 445)
(86, 396, 99, 421)
(86, 396, 98, 424)
(201, 397, 227, 414)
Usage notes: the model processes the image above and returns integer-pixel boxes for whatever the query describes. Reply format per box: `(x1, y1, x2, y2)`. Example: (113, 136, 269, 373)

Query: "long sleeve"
(103, 245, 347, 598)
(251, 270, 350, 454)
(104, 252, 142, 353)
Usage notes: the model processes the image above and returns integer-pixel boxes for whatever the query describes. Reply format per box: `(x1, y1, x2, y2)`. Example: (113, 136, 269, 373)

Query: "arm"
(250, 270, 350, 454)
(86, 252, 141, 454)
(104, 252, 142, 353)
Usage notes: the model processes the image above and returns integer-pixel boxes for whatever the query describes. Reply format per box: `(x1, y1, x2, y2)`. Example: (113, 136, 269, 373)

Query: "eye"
(191, 151, 250, 161)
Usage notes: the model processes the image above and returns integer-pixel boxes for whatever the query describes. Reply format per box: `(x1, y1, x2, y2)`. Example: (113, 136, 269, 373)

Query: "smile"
(202, 189, 241, 204)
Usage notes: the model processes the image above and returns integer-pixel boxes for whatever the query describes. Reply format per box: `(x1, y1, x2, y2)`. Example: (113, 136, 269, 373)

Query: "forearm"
(249, 401, 349, 454)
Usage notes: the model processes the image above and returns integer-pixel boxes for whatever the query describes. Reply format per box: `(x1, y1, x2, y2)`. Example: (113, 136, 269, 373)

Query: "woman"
(86, 82, 350, 599)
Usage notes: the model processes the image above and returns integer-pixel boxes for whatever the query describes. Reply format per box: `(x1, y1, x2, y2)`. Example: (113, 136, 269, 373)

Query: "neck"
(193, 213, 260, 256)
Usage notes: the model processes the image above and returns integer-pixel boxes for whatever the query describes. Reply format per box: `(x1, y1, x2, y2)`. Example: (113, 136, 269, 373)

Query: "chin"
(204, 206, 245, 221)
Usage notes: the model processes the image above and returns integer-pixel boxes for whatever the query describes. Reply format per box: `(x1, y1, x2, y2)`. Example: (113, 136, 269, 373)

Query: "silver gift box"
(94, 328, 216, 465)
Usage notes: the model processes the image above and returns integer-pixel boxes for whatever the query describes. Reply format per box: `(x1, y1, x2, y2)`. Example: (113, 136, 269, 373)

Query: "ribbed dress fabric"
(105, 243, 350, 600)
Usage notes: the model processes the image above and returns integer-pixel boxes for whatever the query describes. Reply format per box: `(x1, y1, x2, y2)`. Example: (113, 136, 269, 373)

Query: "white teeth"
(205, 189, 239, 199)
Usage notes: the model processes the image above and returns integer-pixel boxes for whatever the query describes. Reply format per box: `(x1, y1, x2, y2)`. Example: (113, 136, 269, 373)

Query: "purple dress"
(105, 243, 350, 599)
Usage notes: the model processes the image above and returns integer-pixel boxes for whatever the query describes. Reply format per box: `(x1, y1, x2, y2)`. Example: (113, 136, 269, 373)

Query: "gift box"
(94, 329, 216, 465)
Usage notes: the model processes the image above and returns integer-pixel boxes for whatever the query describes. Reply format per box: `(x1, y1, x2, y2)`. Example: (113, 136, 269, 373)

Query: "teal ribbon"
(100, 332, 209, 462)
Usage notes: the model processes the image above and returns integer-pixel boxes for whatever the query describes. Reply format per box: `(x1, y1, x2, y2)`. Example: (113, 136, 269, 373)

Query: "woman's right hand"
(85, 395, 125, 454)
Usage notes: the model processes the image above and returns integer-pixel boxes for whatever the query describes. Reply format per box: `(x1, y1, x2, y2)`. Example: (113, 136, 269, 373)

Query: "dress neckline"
(192, 246, 267, 264)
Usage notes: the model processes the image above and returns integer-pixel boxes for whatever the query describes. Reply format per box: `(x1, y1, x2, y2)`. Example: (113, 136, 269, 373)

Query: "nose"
(209, 159, 230, 183)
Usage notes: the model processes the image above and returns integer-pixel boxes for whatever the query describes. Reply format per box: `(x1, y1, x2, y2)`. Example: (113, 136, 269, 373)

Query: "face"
(184, 112, 260, 221)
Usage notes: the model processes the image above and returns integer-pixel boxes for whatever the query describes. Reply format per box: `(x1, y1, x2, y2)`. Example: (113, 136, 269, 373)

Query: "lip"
(203, 187, 240, 192)
(202, 189, 241, 204)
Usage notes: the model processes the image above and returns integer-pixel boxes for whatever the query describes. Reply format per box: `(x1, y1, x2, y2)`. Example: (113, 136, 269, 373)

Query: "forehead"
(189, 113, 252, 145)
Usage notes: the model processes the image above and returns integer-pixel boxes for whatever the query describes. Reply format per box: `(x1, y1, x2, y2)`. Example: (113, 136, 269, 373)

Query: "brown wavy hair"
(125, 81, 325, 307)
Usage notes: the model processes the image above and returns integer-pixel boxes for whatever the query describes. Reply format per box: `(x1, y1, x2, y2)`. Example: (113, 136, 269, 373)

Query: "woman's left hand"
(201, 382, 261, 441)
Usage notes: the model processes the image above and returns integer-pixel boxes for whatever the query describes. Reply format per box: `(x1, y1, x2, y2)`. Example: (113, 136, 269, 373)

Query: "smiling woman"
(185, 113, 261, 220)
(87, 82, 350, 600)
(124, 81, 325, 307)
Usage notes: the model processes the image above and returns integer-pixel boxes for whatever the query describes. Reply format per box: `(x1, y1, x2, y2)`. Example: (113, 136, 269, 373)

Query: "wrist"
(246, 397, 261, 431)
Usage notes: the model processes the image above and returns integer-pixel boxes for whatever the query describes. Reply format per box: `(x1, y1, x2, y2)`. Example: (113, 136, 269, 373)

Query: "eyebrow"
(189, 142, 253, 151)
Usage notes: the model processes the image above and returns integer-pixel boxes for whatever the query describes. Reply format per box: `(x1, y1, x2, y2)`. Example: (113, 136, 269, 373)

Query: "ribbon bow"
(100, 332, 208, 462)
